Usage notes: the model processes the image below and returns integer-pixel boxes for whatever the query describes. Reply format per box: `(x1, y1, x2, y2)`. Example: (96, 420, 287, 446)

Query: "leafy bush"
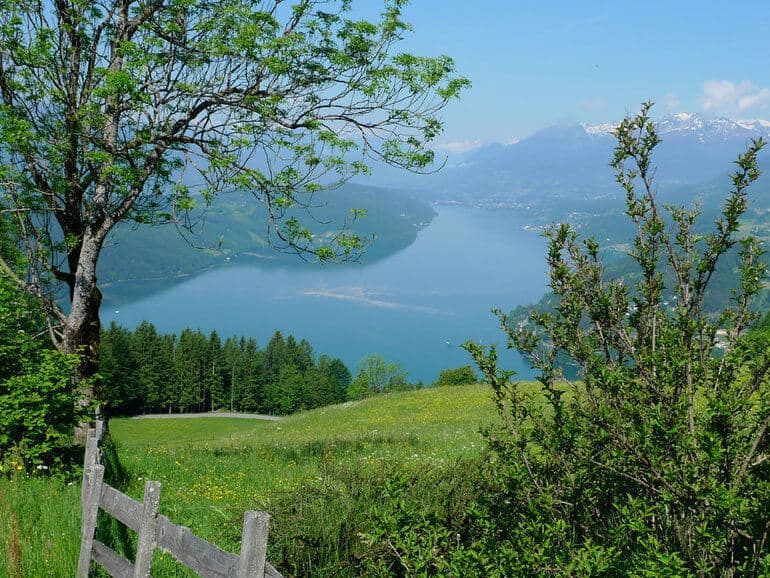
(347, 355, 410, 400)
(434, 365, 477, 386)
(466, 103, 770, 576)
(0, 350, 78, 469)
(0, 279, 79, 471)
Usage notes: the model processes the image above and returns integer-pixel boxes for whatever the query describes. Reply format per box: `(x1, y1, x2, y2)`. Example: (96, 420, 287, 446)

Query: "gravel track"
(133, 412, 281, 421)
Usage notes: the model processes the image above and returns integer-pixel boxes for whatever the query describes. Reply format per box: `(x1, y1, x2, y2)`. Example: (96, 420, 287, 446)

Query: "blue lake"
(102, 205, 549, 383)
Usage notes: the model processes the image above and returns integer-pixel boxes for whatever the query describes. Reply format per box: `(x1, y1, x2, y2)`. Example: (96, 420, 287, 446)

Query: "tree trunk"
(62, 232, 105, 442)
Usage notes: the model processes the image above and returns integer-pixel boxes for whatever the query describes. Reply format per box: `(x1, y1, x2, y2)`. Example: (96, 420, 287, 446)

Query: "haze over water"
(103, 205, 548, 383)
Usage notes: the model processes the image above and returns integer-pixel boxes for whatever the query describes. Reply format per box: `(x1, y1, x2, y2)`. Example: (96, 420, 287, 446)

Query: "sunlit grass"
(111, 416, 264, 448)
(115, 384, 495, 455)
(0, 476, 81, 577)
(111, 385, 496, 567)
(2, 384, 499, 576)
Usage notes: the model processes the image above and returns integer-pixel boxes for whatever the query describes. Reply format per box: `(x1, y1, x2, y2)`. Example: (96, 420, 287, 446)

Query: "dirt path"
(133, 412, 281, 421)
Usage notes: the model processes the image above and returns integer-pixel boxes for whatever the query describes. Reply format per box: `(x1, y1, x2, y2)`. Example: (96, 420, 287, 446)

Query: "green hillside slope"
(0, 385, 496, 577)
(112, 384, 495, 457)
(98, 184, 435, 303)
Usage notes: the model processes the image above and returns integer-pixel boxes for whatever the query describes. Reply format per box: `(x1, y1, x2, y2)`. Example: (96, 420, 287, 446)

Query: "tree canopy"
(100, 323, 351, 415)
(0, 0, 467, 422)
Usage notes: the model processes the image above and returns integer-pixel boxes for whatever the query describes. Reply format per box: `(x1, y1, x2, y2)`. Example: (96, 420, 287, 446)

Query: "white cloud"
(432, 140, 483, 154)
(701, 80, 770, 113)
(580, 98, 606, 112)
(738, 88, 770, 111)
(663, 92, 681, 112)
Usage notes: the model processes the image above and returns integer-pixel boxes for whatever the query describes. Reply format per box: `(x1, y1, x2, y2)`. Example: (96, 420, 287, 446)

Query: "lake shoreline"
(103, 205, 548, 383)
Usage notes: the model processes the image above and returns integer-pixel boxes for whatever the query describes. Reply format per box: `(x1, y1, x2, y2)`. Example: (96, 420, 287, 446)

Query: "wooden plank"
(91, 540, 134, 578)
(156, 514, 239, 578)
(237, 511, 270, 578)
(77, 464, 104, 578)
(84, 471, 284, 578)
(81, 430, 99, 513)
(133, 480, 161, 577)
(99, 484, 143, 532)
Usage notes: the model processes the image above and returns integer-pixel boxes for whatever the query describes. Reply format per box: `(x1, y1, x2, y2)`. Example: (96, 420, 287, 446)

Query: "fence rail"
(78, 423, 282, 577)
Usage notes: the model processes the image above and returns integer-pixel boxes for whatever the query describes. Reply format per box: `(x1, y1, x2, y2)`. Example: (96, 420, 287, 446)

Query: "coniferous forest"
(99, 322, 352, 417)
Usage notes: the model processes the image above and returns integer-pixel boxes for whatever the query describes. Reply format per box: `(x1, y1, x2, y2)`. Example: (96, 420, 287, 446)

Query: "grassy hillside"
(0, 385, 496, 577)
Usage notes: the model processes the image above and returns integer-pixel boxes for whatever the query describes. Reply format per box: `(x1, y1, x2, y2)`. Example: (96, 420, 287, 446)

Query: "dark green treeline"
(100, 321, 351, 417)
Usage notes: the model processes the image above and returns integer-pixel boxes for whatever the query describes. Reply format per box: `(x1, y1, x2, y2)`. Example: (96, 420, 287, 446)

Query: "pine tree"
(100, 322, 140, 415)
(175, 329, 206, 412)
(206, 331, 225, 411)
(240, 338, 264, 412)
(131, 321, 163, 414)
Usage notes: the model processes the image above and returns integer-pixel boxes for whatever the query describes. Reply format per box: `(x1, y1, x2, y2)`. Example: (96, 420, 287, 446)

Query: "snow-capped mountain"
(362, 112, 770, 206)
(583, 112, 770, 143)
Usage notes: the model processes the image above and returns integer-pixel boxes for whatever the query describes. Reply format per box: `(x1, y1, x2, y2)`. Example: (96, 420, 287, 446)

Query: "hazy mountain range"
(366, 112, 770, 207)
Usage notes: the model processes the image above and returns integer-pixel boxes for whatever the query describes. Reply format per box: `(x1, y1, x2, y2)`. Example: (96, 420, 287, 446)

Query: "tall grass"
(0, 476, 81, 577)
(1, 384, 497, 576)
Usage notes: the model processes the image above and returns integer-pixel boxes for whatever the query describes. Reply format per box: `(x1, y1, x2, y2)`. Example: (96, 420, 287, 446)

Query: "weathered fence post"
(80, 426, 100, 510)
(77, 420, 282, 577)
(77, 464, 105, 578)
(133, 480, 162, 577)
(237, 510, 271, 578)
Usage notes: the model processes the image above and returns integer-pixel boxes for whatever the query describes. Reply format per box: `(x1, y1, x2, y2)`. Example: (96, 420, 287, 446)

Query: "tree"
(157, 333, 176, 412)
(318, 354, 351, 402)
(0, 271, 78, 469)
(434, 365, 476, 387)
(0, 0, 468, 427)
(239, 337, 264, 411)
(130, 321, 164, 412)
(100, 321, 140, 414)
(276, 363, 305, 414)
(221, 336, 244, 411)
(174, 328, 207, 412)
(285, 336, 314, 373)
(303, 365, 337, 408)
(466, 103, 770, 574)
(347, 354, 407, 399)
(263, 331, 287, 384)
(205, 330, 224, 411)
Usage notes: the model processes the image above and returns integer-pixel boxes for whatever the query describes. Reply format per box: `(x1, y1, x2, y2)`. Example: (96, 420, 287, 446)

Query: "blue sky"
(360, 1, 770, 151)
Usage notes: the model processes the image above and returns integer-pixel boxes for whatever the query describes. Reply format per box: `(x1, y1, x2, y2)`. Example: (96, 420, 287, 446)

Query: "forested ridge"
(98, 185, 437, 303)
(100, 322, 352, 417)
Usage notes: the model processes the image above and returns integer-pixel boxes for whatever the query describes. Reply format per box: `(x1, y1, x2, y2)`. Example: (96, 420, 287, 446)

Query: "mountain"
(584, 112, 770, 185)
(583, 112, 770, 141)
(97, 184, 436, 304)
(362, 112, 770, 208)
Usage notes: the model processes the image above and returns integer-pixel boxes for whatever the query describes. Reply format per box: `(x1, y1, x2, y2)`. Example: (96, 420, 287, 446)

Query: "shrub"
(347, 355, 410, 400)
(0, 279, 80, 472)
(434, 365, 477, 386)
(466, 103, 770, 576)
(0, 349, 79, 471)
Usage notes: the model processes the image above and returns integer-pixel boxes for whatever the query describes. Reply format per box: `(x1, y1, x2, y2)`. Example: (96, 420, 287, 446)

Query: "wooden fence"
(78, 423, 282, 577)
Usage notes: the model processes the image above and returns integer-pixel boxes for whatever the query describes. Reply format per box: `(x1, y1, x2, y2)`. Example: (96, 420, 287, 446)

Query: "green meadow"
(0, 384, 497, 577)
